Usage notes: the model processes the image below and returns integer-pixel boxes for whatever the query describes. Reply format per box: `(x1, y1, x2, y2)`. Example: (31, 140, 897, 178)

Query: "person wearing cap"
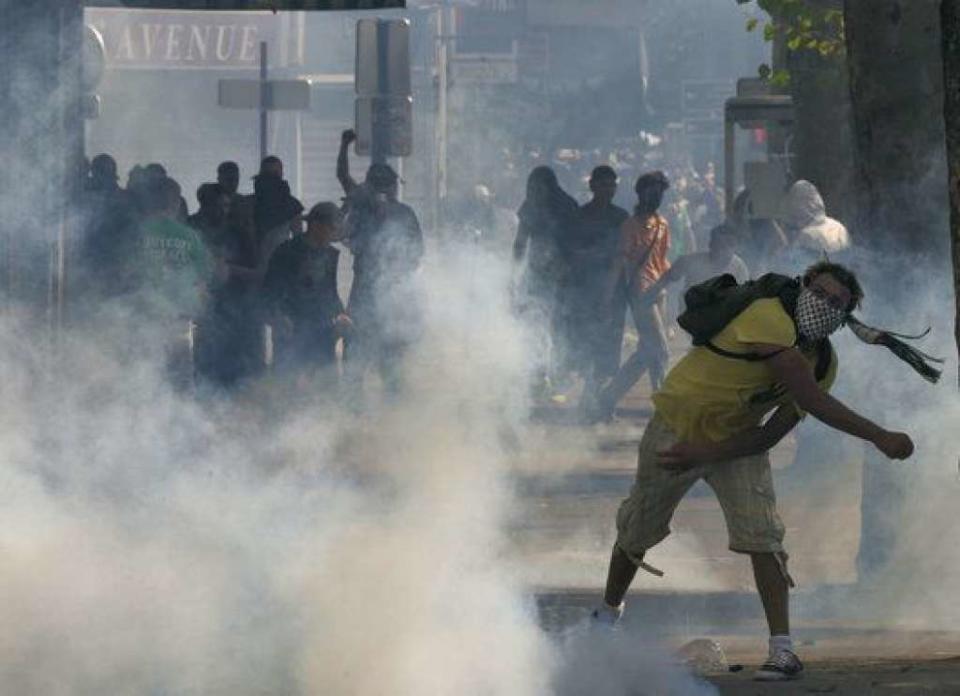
(263, 202, 351, 380)
(336, 129, 425, 396)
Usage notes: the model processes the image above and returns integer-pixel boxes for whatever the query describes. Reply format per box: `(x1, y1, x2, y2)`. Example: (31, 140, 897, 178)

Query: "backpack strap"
(704, 342, 786, 362)
(705, 338, 832, 382)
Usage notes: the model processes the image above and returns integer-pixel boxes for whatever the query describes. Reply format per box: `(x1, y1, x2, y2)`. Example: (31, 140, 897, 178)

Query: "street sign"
(85, 8, 280, 70)
(355, 96, 412, 157)
(84, 1, 404, 9)
(219, 79, 311, 110)
(215, 42, 311, 160)
(355, 18, 411, 96)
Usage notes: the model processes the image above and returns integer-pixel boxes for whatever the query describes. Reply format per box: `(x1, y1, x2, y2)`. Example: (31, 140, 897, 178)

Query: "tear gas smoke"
(0, 242, 714, 695)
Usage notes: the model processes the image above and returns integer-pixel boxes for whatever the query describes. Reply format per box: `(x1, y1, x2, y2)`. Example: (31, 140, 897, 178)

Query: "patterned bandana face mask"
(795, 288, 847, 341)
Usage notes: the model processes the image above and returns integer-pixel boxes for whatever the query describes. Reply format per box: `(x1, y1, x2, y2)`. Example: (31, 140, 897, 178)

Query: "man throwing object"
(594, 261, 914, 681)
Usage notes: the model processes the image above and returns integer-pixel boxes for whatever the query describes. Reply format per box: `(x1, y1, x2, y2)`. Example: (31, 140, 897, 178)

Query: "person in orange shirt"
(589, 171, 672, 421)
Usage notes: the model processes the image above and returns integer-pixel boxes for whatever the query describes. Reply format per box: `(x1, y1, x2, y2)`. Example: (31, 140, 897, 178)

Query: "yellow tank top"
(652, 298, 837, 443)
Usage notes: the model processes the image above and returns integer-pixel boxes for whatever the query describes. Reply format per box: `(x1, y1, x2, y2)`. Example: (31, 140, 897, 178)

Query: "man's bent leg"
(599, 416, 701, 619)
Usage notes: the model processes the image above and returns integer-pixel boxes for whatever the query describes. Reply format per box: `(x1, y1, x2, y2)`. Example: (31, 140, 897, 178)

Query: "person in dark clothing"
(188, 183, 231, 254)
(512, 165, 579, 397)
(79, 153, 140, 299)
(214, 161, 258, 270)
(126, 165, 151, 216)
(189, 174, 263, 388)
(336, 129, 425, 398)
(190, 183, 229, 382)
(567, 166, 630, 412)
(217, 161, 240, 197)
(263, 202, 351, 384)
(144, 163, 189, 223)
(87, 153, 120, 193)
(253, 156, 304, 269)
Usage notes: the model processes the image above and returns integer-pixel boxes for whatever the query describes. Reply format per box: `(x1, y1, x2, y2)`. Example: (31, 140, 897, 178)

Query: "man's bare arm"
(761, 346, 914, 459)
(658, 405, 799, 471)
(337, 129, 358, 194)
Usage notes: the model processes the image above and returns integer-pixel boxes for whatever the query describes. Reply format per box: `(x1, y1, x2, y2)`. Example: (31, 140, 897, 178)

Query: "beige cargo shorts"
(615, 414, 786, 565)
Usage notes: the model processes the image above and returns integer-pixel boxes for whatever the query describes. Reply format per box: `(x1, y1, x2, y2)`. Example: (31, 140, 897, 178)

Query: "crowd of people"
(508, 155, 852, 423)
(76, 125, 854, 414)
(77, 128, 423, 399)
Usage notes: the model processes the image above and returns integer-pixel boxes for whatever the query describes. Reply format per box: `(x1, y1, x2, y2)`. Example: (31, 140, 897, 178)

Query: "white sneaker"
(754, 649, 804, 681)
(589, 602, 624, 627)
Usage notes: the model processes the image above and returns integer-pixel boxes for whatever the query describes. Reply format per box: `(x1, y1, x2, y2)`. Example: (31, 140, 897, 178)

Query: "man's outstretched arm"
(762, 346, 914, 459)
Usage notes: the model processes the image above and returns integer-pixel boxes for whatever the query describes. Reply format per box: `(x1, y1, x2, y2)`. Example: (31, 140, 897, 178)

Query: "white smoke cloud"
(0, 242, 714, 695)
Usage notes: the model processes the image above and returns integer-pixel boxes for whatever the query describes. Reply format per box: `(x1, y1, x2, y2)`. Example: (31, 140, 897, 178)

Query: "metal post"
(434, 5, 449, 226)
(724, 103, 735, 216)
(294, 111, 303, 201)
(260, 41, 268, 163)
(372, 21, 390, 165)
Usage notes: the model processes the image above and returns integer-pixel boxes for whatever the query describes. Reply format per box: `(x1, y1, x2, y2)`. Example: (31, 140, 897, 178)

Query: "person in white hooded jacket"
(779, 180, 850, 256)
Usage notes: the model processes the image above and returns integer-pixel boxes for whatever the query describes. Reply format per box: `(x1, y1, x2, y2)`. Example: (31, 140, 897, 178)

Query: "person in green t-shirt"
(139, 176, 215, 320)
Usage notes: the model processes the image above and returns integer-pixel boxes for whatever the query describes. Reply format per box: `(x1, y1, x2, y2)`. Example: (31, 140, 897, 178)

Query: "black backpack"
(677, 273, 806, 363)
(677, 273, 836, 383)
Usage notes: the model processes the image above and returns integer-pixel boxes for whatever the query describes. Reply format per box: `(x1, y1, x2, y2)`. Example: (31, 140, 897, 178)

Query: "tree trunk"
(942, 0, 960, 380)
(844, 0, 949, 259)
(759, 0, 857, 227)
(786, 47, 857, 226)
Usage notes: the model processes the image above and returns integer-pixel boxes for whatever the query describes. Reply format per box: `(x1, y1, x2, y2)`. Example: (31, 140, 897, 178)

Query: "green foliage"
(744, 0, 845, 59)
(770, 68, 791, 87)
(757, 63, 791, 86)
